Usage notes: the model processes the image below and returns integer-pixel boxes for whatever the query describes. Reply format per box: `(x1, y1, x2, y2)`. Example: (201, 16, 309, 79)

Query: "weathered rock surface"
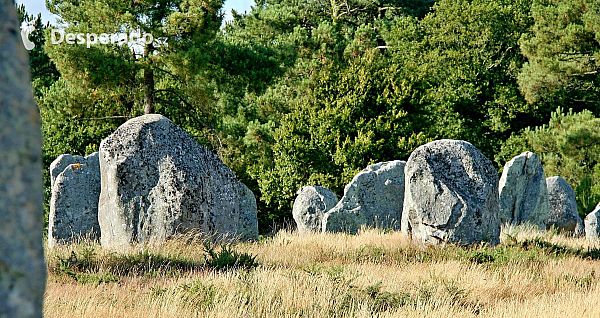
(48, 153, 101, 247)
(293, 186, 338, 233)
(322, 161, 405, 234)
(401, 140, 501, 246)
(98, 114, 258, 247)
(498, 151, 549, 228)
(50, 153, 86, 188)
(237, 183, 259, 240)
(546, 176, 583, 235)
(0, 2, 46, 316)
(585, 203, 600, 241)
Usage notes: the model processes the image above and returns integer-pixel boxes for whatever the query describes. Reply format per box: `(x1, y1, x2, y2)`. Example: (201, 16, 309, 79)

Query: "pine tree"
(519, 0, 600, 109)
(45, 0, 225, 117)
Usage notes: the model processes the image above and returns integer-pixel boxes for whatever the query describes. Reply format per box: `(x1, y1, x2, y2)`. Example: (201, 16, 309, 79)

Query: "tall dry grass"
(44, 226, 600, 317)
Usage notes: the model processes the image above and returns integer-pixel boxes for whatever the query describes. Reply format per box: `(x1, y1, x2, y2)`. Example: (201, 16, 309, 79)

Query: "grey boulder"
(0, 2, 46, 316)
(498, 151, 549, 228)
(237, 183, 259, 241)
(584, 203, 600, 241)
(98, 114, 258, 247)
(293, 186, 338, 233)
(401, 140, 501, 246)
(48, 153, 101, 247)
(322, 161, 405, 234)
(546, 176, 583, 235)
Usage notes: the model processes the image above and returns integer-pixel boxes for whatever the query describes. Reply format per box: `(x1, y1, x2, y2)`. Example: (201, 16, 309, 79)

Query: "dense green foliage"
(22, 0, 600, 233)
(250, 0, 537, 219)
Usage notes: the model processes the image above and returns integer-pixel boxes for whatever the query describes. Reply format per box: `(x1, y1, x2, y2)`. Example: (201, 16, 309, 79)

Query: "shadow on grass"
(463, 236, 600, 267)
(50, 242, 259, 285)
(518, 237, 600, 260)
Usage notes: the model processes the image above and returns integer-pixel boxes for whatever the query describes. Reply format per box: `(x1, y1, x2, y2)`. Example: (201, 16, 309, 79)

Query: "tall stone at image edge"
(498, 151, 549, 228)
(546, 176, 584, 236)
(401, 139, 501, 246)
(98, 114, 258, 247)
(293, 186, 338, 233)
(584, 203, 600, 241)
(48, 153, 101, 247)
(0, 1, 46, 316)
(322, 160, 405, 234)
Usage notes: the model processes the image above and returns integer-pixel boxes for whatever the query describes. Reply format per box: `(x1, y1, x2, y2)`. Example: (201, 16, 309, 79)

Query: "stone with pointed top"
(98, 114, 258, 247)
(498, 151, 549, 228)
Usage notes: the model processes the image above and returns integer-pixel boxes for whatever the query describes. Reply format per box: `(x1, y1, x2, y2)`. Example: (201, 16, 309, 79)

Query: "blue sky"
(15, 0, 255, 24)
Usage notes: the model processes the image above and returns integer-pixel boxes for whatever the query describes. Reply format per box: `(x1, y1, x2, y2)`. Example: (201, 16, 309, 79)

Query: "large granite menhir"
(498, 151, 549, 228)
(48, 153, 101, 247)
(322, 161, 405, 234)
(98, 114, 258, 247)
(546, 176, 583, 236)
(0, 1, 46, 316)
(401, 140, 501, 246)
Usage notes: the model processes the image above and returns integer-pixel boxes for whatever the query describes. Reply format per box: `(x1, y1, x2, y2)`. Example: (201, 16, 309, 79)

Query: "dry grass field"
(44, 226, 600, 317)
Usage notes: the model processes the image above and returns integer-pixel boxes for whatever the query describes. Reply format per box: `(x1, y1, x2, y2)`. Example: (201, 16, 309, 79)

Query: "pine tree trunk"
(143, 43, 155, 114)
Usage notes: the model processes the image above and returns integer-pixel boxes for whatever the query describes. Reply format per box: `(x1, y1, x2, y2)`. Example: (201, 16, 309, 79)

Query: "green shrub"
(203, 242, 259, 271)
(467, 250, 496, 264)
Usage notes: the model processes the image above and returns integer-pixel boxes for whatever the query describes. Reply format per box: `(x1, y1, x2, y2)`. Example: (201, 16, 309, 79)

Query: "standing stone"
(0, 2, 46, 316)
(498, 151, 549, 228)
(546, 176, 584, 235)
(48, 153, 101, 247)
(322, 161, 405, 234)
(401, 140, 500, 246)
(584, 203, 600, 241)
(98, 114, 258, 247)
(237, 183, 259, 241)
(293, 186, 338, 233)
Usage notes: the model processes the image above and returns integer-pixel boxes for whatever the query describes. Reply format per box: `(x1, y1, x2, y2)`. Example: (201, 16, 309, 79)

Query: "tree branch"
(73, 115, 131, 121)
(154, 98, 181, 109)
(154, 67, 186, 84)
(567, 71, 598, 77)
(154, 91, 224, 153)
